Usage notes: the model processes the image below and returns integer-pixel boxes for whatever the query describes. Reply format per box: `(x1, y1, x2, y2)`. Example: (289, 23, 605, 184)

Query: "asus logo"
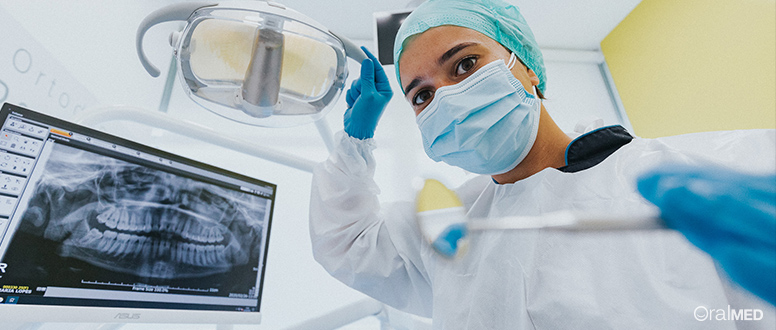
(114, 313, 141, 320)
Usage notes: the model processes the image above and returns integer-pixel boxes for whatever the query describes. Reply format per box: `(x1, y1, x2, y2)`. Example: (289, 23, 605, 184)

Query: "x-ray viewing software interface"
(0, 103, 275, 313)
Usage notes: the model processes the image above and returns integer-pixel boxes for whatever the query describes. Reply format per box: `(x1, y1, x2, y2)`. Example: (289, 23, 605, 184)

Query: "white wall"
(0, 1, 624, 329)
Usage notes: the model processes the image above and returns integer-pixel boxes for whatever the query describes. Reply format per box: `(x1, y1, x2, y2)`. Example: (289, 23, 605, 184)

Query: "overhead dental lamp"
(136, 1, 367, 127)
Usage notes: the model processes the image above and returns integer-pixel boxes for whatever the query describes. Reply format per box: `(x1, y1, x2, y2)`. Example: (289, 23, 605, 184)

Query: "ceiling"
(278, 0, 643, 50)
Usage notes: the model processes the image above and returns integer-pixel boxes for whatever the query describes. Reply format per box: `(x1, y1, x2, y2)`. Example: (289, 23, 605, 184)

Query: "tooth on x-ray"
(20, 145, 268, 279)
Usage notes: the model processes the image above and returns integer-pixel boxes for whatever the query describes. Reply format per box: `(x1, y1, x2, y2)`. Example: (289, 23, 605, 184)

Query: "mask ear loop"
(506, 52, 541, 105)
(506, 53, 517, 70)
(534, 86, 542, 105)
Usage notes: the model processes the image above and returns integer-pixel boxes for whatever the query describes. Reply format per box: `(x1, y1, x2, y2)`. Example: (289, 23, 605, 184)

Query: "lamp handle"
(136, 2, 217, 77)
(330, 30, 367, 63)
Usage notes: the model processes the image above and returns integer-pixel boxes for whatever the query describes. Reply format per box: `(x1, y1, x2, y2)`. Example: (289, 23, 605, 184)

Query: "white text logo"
(695, 305, 764, 321)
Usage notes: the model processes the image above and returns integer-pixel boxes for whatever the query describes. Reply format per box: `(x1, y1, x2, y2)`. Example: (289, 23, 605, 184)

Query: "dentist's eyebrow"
(403, 42, 479, 94)
(438, 42, 477, 66)
(404, 78, 422, 95)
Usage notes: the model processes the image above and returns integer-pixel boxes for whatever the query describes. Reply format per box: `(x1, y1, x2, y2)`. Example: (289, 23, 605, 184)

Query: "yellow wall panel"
(601, 0, 776, 138)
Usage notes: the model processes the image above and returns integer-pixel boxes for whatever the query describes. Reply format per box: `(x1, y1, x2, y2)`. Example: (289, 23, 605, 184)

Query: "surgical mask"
(136, 1, 366, 127)
(416, 54, 541, 175)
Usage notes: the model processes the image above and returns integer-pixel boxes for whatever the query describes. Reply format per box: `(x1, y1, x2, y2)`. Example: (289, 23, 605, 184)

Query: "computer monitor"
(373, 9, 412, 65)
(0, 103, 274, 324)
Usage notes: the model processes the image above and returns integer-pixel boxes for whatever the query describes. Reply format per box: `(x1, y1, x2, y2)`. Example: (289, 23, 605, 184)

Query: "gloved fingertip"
(636, 172, 664, 205)
(351, 80, 363, 96)
(345, 89, 356, 107)
(360, 46, 375, 59)
(361, 46, 384, 68)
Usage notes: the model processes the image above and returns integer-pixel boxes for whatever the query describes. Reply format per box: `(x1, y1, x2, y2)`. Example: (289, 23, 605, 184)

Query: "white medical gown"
(309, 129, 776, 329)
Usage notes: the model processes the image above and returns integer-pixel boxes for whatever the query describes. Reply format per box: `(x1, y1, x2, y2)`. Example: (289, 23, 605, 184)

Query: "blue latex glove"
(343, 47, 393, 140)
(432, 223, 468, 258)
(637, 165, 776, 305)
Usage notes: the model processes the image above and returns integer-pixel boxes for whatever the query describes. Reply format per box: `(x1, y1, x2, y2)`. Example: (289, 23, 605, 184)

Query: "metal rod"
(598, 61, 635, 134)
(314, 118, 336, 153)
(73, 106, 318, 173)
(158, 54, 178, 113)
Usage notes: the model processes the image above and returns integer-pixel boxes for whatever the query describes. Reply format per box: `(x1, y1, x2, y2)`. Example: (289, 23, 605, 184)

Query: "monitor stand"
(4, 323, 236, 330)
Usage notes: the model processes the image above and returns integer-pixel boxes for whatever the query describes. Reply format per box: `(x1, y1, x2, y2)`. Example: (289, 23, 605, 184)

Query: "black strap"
(558, 125, 633, 173)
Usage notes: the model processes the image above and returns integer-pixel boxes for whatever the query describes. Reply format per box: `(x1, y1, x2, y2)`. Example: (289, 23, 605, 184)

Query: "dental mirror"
(415, 179, 667, 258)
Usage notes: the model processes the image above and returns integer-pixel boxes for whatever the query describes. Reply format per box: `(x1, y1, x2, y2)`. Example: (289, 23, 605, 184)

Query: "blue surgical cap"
(393, 0, 546, 95)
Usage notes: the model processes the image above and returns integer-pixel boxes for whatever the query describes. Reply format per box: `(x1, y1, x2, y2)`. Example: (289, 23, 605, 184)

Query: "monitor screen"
(0, 103, 274, 324)
(373, 9, 412, 65)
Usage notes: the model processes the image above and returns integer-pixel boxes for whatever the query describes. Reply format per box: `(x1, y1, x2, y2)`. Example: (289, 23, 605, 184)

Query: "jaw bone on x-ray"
(18, 144, 267, 280)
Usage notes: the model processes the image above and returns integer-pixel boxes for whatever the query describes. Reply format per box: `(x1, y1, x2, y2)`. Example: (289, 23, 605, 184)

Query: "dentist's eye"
(413, 89, 434, 106)
(455, 56, 477, 76)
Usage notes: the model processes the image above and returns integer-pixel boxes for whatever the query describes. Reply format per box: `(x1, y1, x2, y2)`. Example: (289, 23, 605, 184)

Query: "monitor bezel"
(0, 102, 274, 324)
